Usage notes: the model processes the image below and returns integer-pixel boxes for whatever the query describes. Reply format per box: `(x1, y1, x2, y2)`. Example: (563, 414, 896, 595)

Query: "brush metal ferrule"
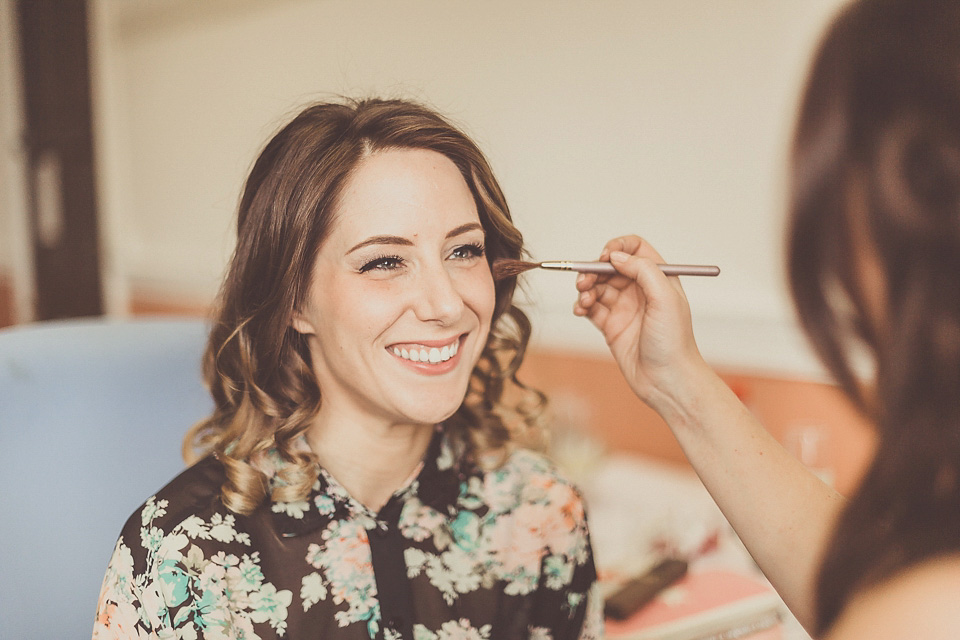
(539, 261, 616, 274)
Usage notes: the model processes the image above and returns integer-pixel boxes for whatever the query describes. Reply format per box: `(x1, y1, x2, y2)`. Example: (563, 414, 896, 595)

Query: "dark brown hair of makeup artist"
(787, 0, 960, 633)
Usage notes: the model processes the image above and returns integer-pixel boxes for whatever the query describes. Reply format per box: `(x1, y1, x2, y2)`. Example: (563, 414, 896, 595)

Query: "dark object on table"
(604, 557, 689, 620)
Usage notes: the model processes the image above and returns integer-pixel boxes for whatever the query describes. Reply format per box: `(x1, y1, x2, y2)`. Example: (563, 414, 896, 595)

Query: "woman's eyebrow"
(347, 223, 484, 254)
(346, 235, 414, 254)
(446, 222, 483, 239)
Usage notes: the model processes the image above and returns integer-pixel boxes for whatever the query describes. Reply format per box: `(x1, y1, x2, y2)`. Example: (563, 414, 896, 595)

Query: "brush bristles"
(492, 259, 540, 281)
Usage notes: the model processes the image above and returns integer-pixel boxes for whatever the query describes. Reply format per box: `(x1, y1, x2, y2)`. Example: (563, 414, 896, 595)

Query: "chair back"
(0, 317, 213, 639)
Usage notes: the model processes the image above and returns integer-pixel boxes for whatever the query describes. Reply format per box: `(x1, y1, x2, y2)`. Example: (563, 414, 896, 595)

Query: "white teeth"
(391, 339, 460, 364)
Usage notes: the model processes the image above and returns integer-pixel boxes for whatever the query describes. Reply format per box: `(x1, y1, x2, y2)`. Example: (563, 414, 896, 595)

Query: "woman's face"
(293, 148, 496, 430)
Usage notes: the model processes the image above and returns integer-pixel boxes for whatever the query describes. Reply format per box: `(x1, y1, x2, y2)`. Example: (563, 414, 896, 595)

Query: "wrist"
(649, 353, 726, 432)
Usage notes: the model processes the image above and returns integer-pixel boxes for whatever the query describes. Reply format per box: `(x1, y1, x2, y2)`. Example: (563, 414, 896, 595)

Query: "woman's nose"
(414, 265, 464, 325)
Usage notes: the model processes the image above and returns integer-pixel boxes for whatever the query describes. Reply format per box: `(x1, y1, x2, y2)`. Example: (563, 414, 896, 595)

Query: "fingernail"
(610, 251, 629, 263)
(576, 273, 586, 284)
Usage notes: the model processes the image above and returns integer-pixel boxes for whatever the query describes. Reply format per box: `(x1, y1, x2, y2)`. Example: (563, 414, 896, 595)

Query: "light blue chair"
(0, 317, 214, 639)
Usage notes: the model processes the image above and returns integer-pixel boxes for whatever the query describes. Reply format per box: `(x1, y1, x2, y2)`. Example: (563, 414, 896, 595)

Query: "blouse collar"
(267, 427, 468, 538)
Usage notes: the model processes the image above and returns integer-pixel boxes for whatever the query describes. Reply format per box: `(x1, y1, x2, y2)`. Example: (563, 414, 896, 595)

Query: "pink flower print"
(489, 502, 552, 581)
(93, 602, 151, 640)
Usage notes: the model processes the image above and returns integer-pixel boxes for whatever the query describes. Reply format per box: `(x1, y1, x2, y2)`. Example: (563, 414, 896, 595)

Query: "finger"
(592, 280, 642, 310)
(601, 235, 644, 258)
(573, 298, 601, 318)
(581, 280, 615, 308)
(578, 295, 612, 329)
(596, 236, 673, 286)
(625, 237, 668, 264)
(608, 251, 674, 299)
(573, 289, 595, 316)
(574, 286, 617, 323)
(576, 287, 596, 311)
(575, 272, 597, 292)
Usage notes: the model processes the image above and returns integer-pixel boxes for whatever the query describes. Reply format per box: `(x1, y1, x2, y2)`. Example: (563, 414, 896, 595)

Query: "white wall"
(90, 0, 849, 377)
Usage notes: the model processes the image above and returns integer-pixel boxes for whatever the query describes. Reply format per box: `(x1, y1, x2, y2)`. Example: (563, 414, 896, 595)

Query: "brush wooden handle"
(539, 261, 720, 277)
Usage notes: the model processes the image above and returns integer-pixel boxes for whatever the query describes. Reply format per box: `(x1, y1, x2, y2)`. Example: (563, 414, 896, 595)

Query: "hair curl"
(183, 98, 545, 515)
(787, 0, 960, 633)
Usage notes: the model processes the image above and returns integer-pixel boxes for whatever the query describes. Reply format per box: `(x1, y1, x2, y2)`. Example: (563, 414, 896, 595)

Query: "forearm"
(575, 239, 847, 628)
(654, 361, 846, 630)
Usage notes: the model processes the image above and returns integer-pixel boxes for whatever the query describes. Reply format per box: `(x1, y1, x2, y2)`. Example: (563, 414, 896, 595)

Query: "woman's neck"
(305, 414, 435, 513)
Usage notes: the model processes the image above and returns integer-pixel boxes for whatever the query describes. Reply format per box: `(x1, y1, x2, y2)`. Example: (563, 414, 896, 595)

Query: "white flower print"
(399, 499, 448, 544)
(177, 625, 199, 640)
(413, 624, 438, 640)
(404, 547, 428, 577)
(140, 497, 168, 526)
(435, 619, 492, 640)
(249, 583, 293, 630)
(272, 499, 310, 519)
(424, 547, 484, 604)
(528, 627, 553, 640)
(208, 513, 242, 543)
(180, 515, 210, 540)
(300, 572, 327, 612)
(314, 493, 336, 515)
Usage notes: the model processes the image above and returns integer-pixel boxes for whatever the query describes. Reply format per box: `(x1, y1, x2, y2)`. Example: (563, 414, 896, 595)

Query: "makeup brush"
(492, 259, 720, 281)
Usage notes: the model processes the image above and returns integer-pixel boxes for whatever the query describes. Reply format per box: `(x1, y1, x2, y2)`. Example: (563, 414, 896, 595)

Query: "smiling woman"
(290, 149, 498, 475)
(92, 98, 602, 640)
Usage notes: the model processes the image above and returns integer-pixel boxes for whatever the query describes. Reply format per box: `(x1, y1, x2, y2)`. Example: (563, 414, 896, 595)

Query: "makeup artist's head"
(185, 98, 541, 514)
(785, 0, 960, 632)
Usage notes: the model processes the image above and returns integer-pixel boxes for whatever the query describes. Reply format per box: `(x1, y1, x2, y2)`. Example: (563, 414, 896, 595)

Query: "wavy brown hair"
(184, 98, 544, 515)
(787, 0, 960, 633)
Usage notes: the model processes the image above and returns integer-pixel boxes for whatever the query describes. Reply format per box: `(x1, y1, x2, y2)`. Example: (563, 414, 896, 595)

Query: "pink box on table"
(605, 570, 785, 640)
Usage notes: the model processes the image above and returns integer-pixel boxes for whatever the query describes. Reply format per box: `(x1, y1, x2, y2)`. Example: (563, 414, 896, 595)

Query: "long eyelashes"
(358, 243, 485, 273)
(359, 254, 404, 273)
(451, 242, 485, 260)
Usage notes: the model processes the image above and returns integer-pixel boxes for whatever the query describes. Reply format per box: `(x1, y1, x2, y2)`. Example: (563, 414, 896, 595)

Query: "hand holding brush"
(571, 236, 713, 411)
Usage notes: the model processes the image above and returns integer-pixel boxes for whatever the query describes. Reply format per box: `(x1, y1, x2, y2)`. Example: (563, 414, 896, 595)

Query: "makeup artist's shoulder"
(824, 553, 960, 640)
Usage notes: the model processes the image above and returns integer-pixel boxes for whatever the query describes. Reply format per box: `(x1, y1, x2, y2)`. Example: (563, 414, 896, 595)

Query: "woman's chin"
(397, 402, 463, 428)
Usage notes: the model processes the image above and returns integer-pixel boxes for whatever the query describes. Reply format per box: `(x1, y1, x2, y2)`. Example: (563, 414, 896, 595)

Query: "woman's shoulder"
(115, 455, 227, 543)
(825, 553, 960, 640)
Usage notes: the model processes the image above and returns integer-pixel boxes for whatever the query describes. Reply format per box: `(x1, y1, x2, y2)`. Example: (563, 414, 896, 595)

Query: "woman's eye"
(450, 243, 485, 260)
(359, 255, 404, 273)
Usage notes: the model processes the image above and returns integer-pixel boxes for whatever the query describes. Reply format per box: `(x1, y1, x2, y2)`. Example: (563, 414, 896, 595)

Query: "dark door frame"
(17, 0, 103, 320)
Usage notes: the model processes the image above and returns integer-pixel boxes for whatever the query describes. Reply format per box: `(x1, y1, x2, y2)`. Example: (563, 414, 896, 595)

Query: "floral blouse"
(93, 431, 603, 639)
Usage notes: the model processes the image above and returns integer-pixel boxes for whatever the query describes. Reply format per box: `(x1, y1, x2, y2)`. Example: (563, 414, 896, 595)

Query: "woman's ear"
(291, 309, 317, 336)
